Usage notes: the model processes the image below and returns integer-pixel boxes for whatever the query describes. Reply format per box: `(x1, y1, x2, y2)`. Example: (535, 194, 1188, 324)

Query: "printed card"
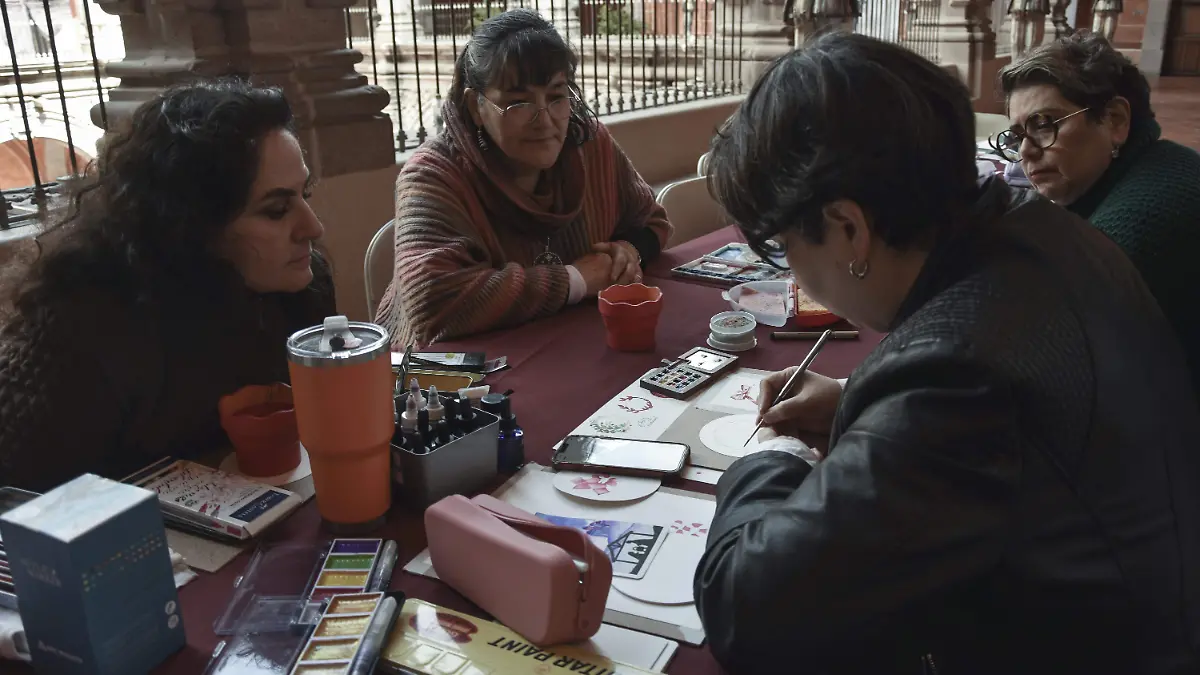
(695, 371, 768, 416)
(536, 514, 668, 580)
(567, 378, 691, 441)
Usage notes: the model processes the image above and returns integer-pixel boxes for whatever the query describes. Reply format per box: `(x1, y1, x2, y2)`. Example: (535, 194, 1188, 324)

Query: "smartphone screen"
(555, 436, 688, 473)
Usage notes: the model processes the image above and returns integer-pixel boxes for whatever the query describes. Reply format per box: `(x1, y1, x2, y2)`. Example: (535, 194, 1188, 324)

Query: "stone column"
(1091, 0, 1120, 40)
(91, 0, 394, 177)
(1007, 0, 1047, 57)
(736, 0, 791, 86)
(1046, 0, 1071, 39)
(936, 0, 1006, 113)
(787, 0, 858, 46)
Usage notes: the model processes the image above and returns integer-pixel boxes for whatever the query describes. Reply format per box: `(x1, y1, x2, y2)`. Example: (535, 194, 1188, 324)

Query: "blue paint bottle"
(481, 393, 524, 472)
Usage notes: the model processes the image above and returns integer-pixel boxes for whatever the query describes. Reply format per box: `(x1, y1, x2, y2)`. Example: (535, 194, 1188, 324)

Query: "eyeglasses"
(989, 108, 1090, 161)
(478, 93, 577, 126)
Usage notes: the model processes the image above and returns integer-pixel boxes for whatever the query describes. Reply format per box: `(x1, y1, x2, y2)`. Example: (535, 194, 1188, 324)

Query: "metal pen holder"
(393, 394, 500, 509)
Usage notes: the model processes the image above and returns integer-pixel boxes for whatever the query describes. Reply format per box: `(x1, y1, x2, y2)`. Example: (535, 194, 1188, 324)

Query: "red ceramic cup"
(598, 283, 664, 352)
(218, 383, 302, 478)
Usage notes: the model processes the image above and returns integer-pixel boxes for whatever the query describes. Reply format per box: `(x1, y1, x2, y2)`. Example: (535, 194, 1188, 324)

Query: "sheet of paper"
(587, 623, 679, 672)
(695, 369, 769, 416)
(535, 514, 668, 580)
(681, 465, 722, 485)
(404, 465, 713, 645)
(568, 377, 691, 441)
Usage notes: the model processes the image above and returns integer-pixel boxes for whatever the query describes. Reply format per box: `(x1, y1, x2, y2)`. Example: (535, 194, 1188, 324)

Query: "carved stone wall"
(91, 0, 394, 177)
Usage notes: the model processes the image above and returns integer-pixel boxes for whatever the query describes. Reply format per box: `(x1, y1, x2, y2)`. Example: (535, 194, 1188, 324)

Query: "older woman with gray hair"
(997, 31, 1200, 395)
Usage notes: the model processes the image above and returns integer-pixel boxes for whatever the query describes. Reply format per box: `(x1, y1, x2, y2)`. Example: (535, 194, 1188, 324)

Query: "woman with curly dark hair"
(0, 78, 335, 492)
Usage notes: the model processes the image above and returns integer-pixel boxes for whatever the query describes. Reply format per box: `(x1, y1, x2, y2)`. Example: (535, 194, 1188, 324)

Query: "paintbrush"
(743, 328, 833, 447)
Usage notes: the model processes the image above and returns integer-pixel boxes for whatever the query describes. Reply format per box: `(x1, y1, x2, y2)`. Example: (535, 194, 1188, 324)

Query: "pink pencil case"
(425, 494, 612, 646)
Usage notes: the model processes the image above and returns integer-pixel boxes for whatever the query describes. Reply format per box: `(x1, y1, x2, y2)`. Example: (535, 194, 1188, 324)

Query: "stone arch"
(0, 102, 100, 189)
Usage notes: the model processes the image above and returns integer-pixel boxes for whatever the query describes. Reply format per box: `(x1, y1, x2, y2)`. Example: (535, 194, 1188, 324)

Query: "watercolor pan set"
(307, 539, 386, 603)
(289, 592, 387, 675)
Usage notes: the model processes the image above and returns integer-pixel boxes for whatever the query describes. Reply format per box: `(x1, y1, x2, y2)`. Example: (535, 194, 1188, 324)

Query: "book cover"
(124, 459, 302, 540)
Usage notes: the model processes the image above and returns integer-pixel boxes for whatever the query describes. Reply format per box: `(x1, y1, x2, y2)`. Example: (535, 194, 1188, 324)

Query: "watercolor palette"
(289, 591, 384, 675)
(307, 539, 383, 603)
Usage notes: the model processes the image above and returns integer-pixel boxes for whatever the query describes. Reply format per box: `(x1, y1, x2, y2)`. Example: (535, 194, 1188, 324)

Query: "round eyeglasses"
(988, 108, 1090, 162)
(479, 94, 577, 126)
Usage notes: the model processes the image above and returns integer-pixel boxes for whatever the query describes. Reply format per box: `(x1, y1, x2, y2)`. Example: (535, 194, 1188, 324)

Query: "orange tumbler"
(287, 316, 394, 531)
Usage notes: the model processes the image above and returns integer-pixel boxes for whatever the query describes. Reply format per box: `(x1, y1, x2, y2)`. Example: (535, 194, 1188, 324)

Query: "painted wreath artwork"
(572, 474, 618, 495)
(590, 419, 631, 434)
(617, 395, 653, 414)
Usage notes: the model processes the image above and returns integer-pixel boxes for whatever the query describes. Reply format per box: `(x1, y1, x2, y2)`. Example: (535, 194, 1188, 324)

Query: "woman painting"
(694, 32, 1200, 674)
(0, 79, 335, 492)
(374, 9, 672, 347)
(998, 32, 1200, 394)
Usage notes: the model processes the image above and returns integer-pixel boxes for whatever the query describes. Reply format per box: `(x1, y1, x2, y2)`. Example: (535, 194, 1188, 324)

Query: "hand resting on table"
(571, 251, 618, 297)
(591, 241, 642, 285)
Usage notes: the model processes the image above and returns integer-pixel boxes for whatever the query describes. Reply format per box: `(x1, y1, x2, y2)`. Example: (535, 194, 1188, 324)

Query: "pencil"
(771, 330, 858, 340)
(744, 329, 834, 446)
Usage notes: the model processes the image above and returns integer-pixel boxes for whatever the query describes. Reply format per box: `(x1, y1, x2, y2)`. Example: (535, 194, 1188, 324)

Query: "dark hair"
(449, 8, 596, 144)
(708, 32, 978, 258)
(999, 32, 1154, 127)
(3, 78, 300, 321)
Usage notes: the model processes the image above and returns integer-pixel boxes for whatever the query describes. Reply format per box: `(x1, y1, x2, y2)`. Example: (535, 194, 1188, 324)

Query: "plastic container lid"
(286, 315, 389, 368)
(709, 311, 757, 339)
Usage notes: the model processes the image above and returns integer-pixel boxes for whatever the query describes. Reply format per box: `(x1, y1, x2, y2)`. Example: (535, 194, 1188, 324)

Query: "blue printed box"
(0, 474, 185, 675)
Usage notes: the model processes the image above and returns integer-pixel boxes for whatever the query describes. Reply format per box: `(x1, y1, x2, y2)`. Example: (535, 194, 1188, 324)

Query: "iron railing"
(1, 0, 120, 230)
(856, 0, 941, 63)
(346, 0, 751, 152)
(1, 0, 951, 230)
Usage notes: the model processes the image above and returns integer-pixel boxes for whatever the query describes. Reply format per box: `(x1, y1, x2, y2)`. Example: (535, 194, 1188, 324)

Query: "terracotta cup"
(218, 383, 302, 478)
(598, 283, 664, 352)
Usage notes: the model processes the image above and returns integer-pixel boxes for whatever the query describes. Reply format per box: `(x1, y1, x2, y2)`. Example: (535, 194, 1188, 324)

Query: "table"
(152, 228, 882, 675)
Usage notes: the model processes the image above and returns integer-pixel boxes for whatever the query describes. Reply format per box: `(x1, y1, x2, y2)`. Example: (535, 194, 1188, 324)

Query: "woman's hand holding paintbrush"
(754, 368, 844, 442)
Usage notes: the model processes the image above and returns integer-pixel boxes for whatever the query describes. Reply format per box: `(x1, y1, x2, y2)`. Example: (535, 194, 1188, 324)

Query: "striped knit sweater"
(375, 102, 672, 348)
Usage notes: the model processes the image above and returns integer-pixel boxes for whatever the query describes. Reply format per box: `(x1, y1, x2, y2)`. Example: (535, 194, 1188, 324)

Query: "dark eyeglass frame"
(988, 107, 1090, 161)
(476, 92, 579, 125)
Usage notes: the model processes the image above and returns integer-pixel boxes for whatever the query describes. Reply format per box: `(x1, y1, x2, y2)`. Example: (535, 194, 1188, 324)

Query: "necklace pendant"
(534, 249, 563, 266)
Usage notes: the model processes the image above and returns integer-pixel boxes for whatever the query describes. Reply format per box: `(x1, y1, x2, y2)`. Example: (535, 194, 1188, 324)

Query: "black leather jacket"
(694, 180, 1200, 675)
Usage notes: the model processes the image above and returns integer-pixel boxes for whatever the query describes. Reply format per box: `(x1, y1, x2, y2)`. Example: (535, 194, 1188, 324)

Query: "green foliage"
(595, 5, 644, 35)
(464, 4, 507, 33)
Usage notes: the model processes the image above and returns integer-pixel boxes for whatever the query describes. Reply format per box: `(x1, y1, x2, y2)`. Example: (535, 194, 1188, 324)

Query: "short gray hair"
(999, 32, 1153, 127)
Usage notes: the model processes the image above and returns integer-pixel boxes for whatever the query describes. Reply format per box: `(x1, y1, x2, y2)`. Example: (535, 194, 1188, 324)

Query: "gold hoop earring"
(477, 128, 489, 151)
(849, 259, 869, 279)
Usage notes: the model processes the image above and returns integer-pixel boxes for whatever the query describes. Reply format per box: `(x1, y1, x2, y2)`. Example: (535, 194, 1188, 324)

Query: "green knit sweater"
(1067, 118, 1200, 395)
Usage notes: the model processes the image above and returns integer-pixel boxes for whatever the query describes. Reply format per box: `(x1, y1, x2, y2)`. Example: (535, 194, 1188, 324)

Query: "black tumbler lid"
(480, 393, 511, 419)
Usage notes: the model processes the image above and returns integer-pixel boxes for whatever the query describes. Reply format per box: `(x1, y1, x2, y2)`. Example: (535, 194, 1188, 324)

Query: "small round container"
(708, 311, 757, 352)
(707, 333, 757, 353)
(710, 311, 756, 341)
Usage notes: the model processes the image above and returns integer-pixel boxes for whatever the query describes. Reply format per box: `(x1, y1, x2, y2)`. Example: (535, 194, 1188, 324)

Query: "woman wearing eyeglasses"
(375, 9, 672, 347)
(997, 32, 1200, 393)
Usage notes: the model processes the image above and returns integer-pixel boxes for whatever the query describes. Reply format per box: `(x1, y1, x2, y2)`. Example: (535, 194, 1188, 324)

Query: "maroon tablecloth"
(144, 236, 882, 675)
